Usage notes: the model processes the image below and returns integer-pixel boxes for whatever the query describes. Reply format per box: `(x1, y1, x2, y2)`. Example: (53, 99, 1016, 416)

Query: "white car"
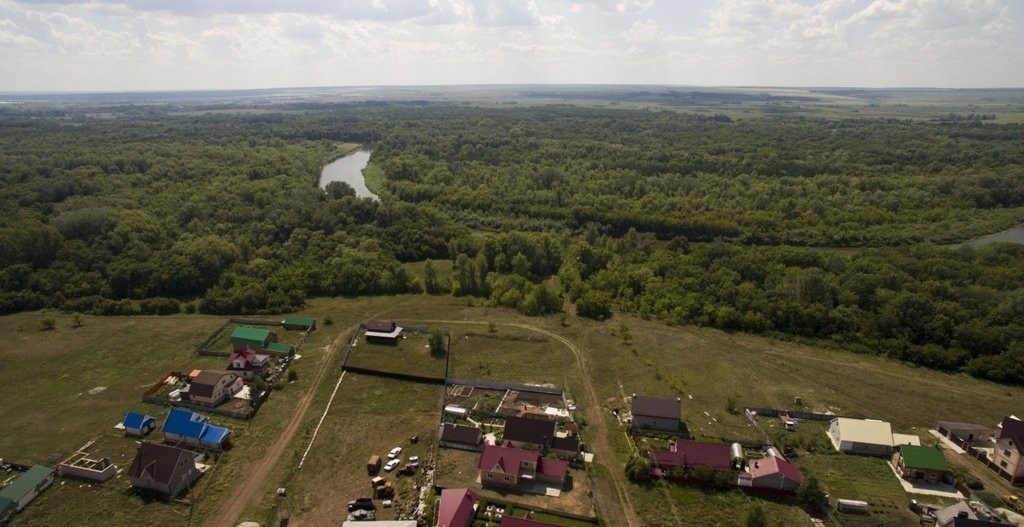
(408, 456, 419, 466)
(384, 458, 401, 472)
(387, 447, 402, 459)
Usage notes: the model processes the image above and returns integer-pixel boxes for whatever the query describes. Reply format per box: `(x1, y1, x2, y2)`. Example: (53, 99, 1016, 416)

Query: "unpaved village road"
(208, 324, 356, 527)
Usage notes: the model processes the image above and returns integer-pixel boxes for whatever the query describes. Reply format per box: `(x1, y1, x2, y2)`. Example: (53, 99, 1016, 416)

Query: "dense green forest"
(1, 102, 1023, 383)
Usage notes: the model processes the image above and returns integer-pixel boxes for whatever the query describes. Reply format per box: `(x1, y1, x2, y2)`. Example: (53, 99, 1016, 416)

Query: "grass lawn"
(344, 327, 448, 378)
(257, 373, 442, 526)
(795, 454, 917, 526)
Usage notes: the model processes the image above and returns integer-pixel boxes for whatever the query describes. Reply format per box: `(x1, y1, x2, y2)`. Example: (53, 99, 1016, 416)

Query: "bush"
(323, 315, 333, 326)
(287, 369, 298, 382)
(39, 318, 56, 331)
(625, 454, 651, 483)
(429, 328, 447, 357)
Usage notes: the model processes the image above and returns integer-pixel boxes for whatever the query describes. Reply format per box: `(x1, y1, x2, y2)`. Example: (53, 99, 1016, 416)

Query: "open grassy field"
(4, 296, 1023, 526)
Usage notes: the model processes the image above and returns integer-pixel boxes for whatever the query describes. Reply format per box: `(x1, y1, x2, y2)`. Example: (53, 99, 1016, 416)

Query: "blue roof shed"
(122, 411, 157, 437)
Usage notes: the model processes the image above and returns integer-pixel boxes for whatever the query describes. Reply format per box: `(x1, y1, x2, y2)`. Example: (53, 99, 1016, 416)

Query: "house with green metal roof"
(230, 327, 274, 351)
(894, 444, 948, 483)
(282, 317, 316, 331)
(0, 464, 54, 519)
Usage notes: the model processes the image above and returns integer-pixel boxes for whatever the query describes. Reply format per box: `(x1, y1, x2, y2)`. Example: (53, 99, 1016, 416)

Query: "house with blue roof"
(162, 407, 232, 451)
(122, 411, 157, 437)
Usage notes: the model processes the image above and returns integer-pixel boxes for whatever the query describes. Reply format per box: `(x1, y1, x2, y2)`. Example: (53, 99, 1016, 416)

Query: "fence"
(744, 407, 846, 422)
(341, 365, 446, 385)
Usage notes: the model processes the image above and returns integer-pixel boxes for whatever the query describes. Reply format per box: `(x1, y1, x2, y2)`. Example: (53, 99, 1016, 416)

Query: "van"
(367, 455, 381, 474)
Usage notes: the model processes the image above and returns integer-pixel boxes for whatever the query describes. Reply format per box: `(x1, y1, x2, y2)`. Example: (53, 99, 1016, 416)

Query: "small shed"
(367, 455, 381, 474)
(122, 411, 157, 437)
(364, 320, 402, 345)
(264, 341, 294, 357)
(282, 317, 316, 331)
(0, 465, 54, 515)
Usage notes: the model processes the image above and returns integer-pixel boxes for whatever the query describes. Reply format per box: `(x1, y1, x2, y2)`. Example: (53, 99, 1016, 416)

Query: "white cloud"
(0, 0, 1022, 90)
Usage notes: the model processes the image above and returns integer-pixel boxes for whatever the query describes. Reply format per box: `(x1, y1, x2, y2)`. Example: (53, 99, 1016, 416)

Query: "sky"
(0, 0, 1022, 92)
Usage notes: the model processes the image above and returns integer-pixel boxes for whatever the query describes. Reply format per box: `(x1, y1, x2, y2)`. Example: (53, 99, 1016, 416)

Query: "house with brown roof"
(935, 421, 997, 450)
(184, 370, 243, 407)
(630, 394, 681, 433)
(500, 416, 581, 461)
(649, 439, 732, 474)
(128, 443, 201, 498)
(549, 435, 582, 461)
(436, 487, 477, 527)
(738, 454, 804, 492)
(992, 416, 1024, 484)
(439, 423, 483, 452)
(503, 416, 555, 452)
(226, 348, 270, 381)
(477, 445, 567, 489)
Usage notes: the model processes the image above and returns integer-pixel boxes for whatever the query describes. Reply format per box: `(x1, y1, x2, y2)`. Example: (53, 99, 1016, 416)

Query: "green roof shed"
(265, 342, 294, 356)
(231, 327, 272, 347)
(282, 317, 316, 331)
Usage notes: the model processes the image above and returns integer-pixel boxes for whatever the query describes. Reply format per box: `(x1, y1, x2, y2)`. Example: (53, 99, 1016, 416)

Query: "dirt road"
(207, 325, 355, 527)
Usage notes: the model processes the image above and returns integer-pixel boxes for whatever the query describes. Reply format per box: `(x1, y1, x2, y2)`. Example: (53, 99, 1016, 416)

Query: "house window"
(503, 475, 511, 482)
(1001, 461, 1008, 468)
(1006, 450, 1013, 457)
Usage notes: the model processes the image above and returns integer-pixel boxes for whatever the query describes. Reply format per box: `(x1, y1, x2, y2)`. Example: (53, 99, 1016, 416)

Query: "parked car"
(408, 456, 419, 466)
(384, 458, 401, 472)
(387, 447, 402, 459)
(348, 498, 375, 512)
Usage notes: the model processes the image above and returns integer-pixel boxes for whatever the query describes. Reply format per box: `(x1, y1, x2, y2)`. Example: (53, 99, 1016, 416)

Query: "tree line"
(2, 101, 1024, 383)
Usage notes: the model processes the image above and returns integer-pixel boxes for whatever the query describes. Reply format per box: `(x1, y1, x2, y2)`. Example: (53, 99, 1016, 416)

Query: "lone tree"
(429, 328, 447, 357)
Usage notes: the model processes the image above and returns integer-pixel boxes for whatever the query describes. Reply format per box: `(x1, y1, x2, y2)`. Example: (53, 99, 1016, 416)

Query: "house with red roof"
(477, 445, 567, 489)
(436, 488, 477, 527)
(226, 347, 271, 381)
(737, 455, 804, 492)
(649, 439, 732, 474)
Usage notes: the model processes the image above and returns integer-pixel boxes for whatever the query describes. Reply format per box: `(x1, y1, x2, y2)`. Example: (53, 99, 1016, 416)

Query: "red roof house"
(477, 445, 567, 489)
(436, 487, 477, 527)
(738, 455, 804, 492)
(225, 347, 271, 381)
(649, 439, 732, 473)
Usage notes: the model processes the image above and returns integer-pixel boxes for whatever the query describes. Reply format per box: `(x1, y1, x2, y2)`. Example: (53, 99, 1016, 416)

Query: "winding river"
(318, 149, 379, 201)
(953, 224, 1024, 249)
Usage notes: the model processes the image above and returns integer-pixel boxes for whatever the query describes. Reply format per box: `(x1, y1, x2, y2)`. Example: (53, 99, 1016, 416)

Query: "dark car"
(967, 479, 984, 490)
(348, 498, 375, 512)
